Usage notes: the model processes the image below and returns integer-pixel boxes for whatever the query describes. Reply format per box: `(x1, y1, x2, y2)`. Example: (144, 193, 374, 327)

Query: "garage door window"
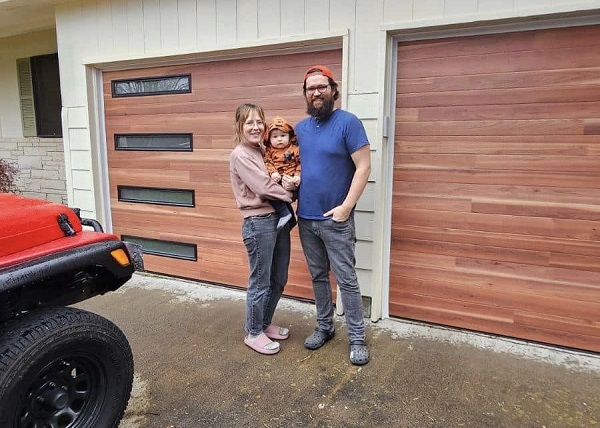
(111, 74, 191, 97)
(115, 133, 192, 151)
(118, 186, 195, 207)
(122, 235, 197, 261)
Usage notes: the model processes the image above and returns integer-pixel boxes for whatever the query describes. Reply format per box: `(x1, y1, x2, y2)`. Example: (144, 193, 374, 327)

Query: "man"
(283, 65, 371, 365)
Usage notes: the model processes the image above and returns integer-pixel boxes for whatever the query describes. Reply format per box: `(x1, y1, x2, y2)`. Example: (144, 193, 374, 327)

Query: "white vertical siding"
(258, 0, 280, 40)
(196, 0, 216, 47)
(216, 0, 236, 45)
(477, 0, 515, 14)
(304, 0, 329, 33)
(515, 0, 549, 10)
(237, 0, 258, 41)
(96, 2, 115, 55)
(414, 0, 445, 20)
(64, 106, 96, 214)
(159, 0, 179, 49)
(280, 0, 304, 35)
(329, 0, 355, 33)
(178, 0, 198, 49)
(142, 0, 162, 51)
(354, 0, 382, 93)
(81, 2, 101, 55)
(126, 0, 145, 51)
(445, 0, 478, 16)
(112, 0, 129, 55)
(383, 0, 413, 24)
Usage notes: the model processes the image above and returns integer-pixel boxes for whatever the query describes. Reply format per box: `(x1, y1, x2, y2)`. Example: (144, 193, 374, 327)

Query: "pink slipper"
(264, 324, 290, 340)
(244, 332, 280, 355)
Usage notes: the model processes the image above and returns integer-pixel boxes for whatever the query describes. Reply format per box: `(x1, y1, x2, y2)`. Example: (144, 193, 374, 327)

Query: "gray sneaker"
(304, 329, 335, 350)
(349, 342, 369, 365)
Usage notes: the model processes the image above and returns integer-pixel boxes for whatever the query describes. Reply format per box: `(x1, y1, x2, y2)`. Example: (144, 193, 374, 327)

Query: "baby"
(264, 117, 300, 230)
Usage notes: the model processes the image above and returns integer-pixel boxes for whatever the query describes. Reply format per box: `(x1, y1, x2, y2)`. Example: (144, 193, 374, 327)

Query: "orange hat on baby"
(267, 117, 294, 136)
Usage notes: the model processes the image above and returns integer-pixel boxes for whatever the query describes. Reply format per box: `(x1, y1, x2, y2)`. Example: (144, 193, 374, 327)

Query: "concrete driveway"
(76, 274, 600, 428)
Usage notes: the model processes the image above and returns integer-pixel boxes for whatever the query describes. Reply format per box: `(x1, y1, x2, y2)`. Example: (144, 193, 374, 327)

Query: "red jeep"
(0, 193, 143, 428)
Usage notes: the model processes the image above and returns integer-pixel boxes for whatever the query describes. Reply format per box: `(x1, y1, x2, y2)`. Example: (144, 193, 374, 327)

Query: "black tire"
(0, 307, 134, 428)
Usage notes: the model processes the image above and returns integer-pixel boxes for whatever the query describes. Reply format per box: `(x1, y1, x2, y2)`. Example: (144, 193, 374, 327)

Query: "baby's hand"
(282, 175, 299, 191)
(292, 176, 301, 186)
(271, 172, 282, 182)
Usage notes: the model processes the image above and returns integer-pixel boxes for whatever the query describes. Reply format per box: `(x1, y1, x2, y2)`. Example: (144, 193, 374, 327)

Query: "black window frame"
(122, 235, 198, 261)
(111, 74, 192, 97)
(117, 185, 195, 208)
(114, 133, 193, 152)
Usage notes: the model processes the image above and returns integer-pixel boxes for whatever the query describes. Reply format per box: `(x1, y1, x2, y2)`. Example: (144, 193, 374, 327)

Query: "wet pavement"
(76, 273, 600, 428)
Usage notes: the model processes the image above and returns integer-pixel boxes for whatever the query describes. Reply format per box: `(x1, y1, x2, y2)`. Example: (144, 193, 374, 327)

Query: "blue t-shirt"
(295, 109, 369, 220)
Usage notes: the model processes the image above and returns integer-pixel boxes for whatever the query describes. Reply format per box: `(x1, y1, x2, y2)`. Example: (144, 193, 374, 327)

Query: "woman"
(229, 103, 295, 355)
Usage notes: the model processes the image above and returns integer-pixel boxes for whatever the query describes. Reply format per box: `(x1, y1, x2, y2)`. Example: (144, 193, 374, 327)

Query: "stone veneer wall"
(0, 137, 67, 204)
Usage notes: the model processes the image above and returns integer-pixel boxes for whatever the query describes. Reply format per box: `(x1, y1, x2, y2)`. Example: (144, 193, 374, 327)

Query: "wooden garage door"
(391, 25, 600, 352)
(103, 49, 342, 300)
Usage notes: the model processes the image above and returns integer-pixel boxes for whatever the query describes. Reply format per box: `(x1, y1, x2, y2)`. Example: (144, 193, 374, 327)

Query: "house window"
(122, 235, 197, 261)
(118, 186, 195, 207)
(111, 75, 191, 97)
(114, 133, 193, 151)
(17, 53, 62, 137)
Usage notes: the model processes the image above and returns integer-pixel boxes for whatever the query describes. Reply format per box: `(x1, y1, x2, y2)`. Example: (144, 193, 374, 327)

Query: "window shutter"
(17, 58, 37, 137)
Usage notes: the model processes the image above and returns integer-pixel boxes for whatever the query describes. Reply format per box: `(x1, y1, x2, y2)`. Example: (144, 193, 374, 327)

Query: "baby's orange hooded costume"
(263, 117, 301, 178)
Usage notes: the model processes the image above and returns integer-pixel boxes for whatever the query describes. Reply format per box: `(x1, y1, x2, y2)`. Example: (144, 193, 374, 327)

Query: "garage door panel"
(106, 112, 231, 128)
(112, 204, 240, 228)
(398, 43, 600, 79)
(411, 102, 600, 122)
(393, 208, 599, 240)
(394, 225, 600, 258)
(394, 168, 600, 188)
(390, 262, 600, 302)
(396, 135, 600, 154)
(397, 86, 600, 108)
(515, 313, 600, 344)
(391, 292, 515, 325)
(104, 50, 342, 301)
(105, 96, 304, 116)
(105, 123, 210, 136)
(398, 26, 600, 61)
(395, 119, 582, 136)
(103, 59, 339, 94)
(471, 198, 600, 221)
(390, 277, 600, 325)
(395, 236, 550, 266)
(391, 25, 600, 352)
(395, 153, 600, 174)
(391, 282, 600, 343)
(391, 194, 472, 212)
(393, 180, 600, 206)
(455, 257, 600, 289)
(397, 67, 600, 94)
(392, 297, 600, 351)
(107, 152, 231, 169)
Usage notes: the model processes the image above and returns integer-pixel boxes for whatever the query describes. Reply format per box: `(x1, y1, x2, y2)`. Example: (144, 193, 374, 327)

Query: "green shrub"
(0, 159, 18, 193)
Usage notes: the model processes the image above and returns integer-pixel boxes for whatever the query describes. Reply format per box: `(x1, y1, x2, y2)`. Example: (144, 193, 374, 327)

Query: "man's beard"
(306, 96, 335, 120)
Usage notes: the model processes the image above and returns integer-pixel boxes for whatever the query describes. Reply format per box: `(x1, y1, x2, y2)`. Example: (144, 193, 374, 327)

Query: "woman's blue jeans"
(242, 213, 291, 336)
(298, 215, 366, 344)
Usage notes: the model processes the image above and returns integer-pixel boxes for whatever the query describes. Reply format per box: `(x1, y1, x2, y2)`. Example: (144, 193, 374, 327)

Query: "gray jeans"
(298, 215, 365, 344)
(242, 213, 291, 336)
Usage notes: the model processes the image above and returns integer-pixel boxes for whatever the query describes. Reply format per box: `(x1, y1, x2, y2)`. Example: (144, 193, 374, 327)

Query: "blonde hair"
(234, 103, 266, 145)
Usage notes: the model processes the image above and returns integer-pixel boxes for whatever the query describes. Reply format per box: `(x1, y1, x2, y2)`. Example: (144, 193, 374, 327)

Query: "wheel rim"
(17, 355, 105, 428)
